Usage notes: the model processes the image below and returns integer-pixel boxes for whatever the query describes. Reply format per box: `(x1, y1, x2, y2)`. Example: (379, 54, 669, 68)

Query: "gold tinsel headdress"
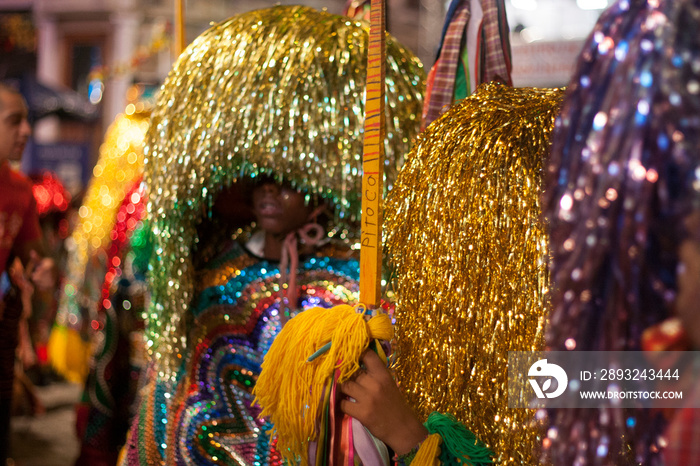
(385, 83, 563, 464)
(144, 5, 424, 371)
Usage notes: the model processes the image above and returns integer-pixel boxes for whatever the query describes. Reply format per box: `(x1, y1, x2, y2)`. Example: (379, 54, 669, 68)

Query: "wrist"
(395, 441, 422, 466)
(386, 419, 428, 456)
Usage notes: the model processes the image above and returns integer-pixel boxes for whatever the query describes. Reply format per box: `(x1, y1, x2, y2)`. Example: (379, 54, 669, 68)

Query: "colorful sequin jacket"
(123, 238, 360, 465)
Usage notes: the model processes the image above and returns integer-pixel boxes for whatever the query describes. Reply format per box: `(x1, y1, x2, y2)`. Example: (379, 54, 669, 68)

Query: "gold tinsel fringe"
(385, 83, 564, 464)
(144, 5, 424, 373)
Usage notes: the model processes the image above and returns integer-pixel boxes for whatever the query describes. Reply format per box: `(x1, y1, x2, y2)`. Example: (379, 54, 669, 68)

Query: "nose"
(20, 118, 31, 138)
(258, 182, 280, 196)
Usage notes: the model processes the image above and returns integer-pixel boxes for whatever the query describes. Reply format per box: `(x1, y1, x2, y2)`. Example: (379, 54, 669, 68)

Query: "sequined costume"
(125, 238, 360, 465)
(384, 83, 564, 464)
(541, 0, 700, 464)
(121, 6, 424, 465)
(139, 7, 423, 372)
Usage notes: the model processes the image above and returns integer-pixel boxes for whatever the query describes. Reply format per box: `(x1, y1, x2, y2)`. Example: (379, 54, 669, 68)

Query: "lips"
(256, 199, 283, 217)
(12, 143, 26, 158)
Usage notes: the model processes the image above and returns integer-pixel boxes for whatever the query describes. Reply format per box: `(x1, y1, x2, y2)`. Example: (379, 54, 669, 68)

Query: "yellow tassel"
(411, 433, 443, 466)
(253, 304, 393, 464)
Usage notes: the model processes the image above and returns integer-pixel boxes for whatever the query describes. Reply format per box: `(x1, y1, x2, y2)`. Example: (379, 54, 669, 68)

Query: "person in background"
(50, 107, 148, 386)
(0, 81, 57, 463)
(27, 171, 72, 386)
(69, 103, 150, 466)
(541, 0, 700, 463)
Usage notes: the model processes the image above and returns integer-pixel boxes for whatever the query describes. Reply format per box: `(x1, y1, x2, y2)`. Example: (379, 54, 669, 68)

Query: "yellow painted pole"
(174, 0, 186, 58)
(359, 0, 386, 308)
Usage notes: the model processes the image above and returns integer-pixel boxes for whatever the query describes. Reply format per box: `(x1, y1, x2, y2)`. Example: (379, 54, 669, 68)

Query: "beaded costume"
(122, 6, 424, 465)
(126, 239, 361, 464)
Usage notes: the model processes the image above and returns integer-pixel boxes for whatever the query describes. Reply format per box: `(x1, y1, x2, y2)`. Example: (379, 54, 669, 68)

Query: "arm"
(12, 190, 57, 293)
(8, 257, 36, 367)
(14, 244, 57, 294)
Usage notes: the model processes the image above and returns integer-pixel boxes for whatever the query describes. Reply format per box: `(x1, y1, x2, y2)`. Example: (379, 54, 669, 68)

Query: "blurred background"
(0, 1, 612, 465)
(0, 0, 612, 197)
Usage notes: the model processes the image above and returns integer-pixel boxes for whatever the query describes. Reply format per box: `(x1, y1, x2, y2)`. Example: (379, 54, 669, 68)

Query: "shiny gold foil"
(385, 83, 564, 464)
(144, 5, 424, 373)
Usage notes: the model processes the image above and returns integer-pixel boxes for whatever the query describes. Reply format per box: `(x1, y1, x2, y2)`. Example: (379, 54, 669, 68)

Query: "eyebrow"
(2, 108, 28, 121)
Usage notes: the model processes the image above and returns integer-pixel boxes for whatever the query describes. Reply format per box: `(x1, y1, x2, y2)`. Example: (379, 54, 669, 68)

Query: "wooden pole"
(174, 0, 186, 58)
(359, 0, 386, 308)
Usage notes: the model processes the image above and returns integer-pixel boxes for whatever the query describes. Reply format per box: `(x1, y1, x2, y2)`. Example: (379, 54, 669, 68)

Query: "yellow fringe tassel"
(253, 304, 393, 464)
(412, 433, 443, 466)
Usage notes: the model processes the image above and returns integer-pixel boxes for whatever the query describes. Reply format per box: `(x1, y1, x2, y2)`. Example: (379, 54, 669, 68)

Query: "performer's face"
(0, 89, 31, 163)
(252, 180, 313, 236)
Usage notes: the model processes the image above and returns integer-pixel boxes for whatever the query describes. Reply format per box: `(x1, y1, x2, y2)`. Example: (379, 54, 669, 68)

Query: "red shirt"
(0, 161, 42, 275)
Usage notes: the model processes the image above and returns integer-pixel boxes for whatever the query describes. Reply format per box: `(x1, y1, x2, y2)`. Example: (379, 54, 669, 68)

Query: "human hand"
(8, 257, 34, 320)
(339, 349, 428, 455)
(17, 319, 37, 368)
(27, 251, 58, 293)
